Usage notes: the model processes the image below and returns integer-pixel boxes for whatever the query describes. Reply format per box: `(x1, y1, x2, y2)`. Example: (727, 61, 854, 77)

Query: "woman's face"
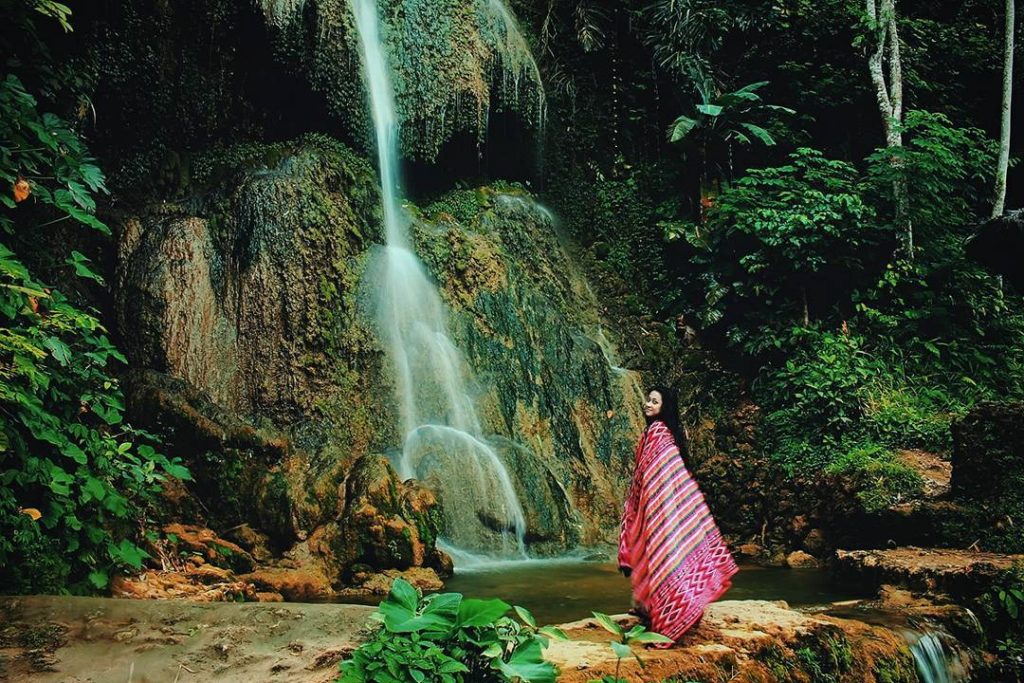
(643, 390, 663, 418)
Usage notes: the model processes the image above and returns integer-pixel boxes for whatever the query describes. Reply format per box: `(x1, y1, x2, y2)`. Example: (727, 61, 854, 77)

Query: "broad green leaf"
(628, 631, 674, 644)
(60, 442, 87, 464)
(494, 640, 557, 683)
(591, 612, 623, 638)
(457, 598, 510, 627)
(388, 577, 419, 612)
(422, 591, 461, 620)
(738, 122, 776, 146)
(87, 570, 109, 589)
(66, 251, 104, 284)
(81, 476, 107, 502)
(696, 103, 723, 116)
(43, 337, 71, 365)
(538, 626, 570, 641)
(610, 641, 632, 660)
(514, 605, 537, 628)
(668, 115, 699, 143)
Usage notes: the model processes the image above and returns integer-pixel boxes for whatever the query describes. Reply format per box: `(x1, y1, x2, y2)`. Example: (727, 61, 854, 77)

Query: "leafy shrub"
(338, 578, 565, 683)
(861, 384, 957, 453)
(681, 148, 881, 356)
(0, 63, 188, 592)
(824, 443, 924, 513)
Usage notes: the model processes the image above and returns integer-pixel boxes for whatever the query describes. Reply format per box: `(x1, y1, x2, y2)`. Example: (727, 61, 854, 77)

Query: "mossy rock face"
(411, 187, 646, 552)
(116, 137, 402, 575)
(117, 135, 388, 427)
(256, 0, 544, 161)
(117, 137, 643, 572)
(326, 454, 442, 573)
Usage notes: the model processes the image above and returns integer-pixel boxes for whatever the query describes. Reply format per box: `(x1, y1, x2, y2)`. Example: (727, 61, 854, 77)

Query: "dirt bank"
(0, 596, 373, 682)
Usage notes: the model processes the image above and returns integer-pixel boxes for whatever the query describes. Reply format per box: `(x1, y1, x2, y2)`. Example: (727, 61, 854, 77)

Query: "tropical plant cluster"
(0, 1, 189, 593)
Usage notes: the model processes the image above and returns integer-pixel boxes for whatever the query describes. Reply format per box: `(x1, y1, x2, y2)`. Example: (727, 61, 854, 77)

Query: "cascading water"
(901, 628, 967, 683)
(350, 0, 528, 560)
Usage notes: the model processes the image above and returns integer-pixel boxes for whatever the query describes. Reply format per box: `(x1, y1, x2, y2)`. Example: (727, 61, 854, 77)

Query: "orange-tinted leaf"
(21, 507, 42, 521)
(13, 177, 31, 203)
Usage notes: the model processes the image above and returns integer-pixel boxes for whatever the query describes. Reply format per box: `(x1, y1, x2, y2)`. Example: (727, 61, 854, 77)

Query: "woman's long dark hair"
(646, 385, 689, 455)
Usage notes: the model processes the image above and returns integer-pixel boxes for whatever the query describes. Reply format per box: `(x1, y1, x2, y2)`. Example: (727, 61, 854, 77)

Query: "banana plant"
(667, 81, 795, 215)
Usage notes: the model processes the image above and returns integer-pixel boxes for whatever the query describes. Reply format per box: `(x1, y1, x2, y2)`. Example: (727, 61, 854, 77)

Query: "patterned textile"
(618, 420, 738, 644)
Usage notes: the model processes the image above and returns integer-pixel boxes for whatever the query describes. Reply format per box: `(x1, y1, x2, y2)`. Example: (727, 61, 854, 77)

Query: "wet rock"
(549, 600, 920, 683)
(323, 454, 441, 575)
(734, 543, 764, 560)
(344, 567, 444, 596)
(256, 591, 285, 602)
(428, 548, 455, 578)
(223, 524, 274, 563)
(160, 523, 255, 573)
(803, 528, 829, 556)
(785, 550, 820, 569)
(110, 571, 257, 602)
(240, 568, 334, 602)
(185, 564, 234, 584)
(835, 546, 1024, 600)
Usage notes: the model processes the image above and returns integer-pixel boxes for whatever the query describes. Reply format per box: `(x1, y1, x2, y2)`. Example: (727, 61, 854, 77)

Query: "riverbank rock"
(158, 523, 255, 573)
(835, 546, 1024, 599)
(786, 550, 820, 569)
(340, 567, 445, 596)
(240, 568, 335, 602)
(548, 601, 920, 682)
(110, 570, 259, 602)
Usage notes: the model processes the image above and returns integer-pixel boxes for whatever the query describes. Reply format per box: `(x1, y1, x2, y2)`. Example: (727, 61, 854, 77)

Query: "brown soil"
(0, 596, 372, 683)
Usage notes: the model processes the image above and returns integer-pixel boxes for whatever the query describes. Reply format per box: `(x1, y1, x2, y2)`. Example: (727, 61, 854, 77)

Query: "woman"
(618, 386, 738, 644)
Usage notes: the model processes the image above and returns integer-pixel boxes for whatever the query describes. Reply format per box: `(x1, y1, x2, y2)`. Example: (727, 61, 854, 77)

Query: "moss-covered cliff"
(114, 135, 642, 585)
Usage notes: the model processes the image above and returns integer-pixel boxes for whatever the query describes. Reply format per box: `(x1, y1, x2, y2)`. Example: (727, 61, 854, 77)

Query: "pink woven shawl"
(618, 420, 738, 642)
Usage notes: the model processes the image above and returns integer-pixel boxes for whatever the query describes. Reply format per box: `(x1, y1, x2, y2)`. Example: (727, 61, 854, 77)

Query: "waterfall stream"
(902, 628, 967, 683)
(350, 0, 528, 561)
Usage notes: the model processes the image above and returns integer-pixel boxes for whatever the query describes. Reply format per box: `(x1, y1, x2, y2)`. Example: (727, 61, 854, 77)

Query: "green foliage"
(825, 444, 924, 513)
(0, 30, 187, 592)
(977, 563, 1024, 679)
(678, 148, 880, 355)
(586, 612, 673, 683)
(338, 578, 565, 683)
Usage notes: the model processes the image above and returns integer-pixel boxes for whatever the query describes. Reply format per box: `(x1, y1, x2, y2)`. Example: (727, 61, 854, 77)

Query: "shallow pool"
(440, 561, 866, 624)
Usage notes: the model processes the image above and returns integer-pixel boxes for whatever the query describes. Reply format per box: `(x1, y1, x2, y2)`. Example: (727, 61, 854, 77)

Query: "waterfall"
(349, 0, 528, 560)
(902, 629, 967, 683)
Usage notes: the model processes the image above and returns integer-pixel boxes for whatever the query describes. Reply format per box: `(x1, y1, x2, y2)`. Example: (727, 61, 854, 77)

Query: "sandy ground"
(0, 596, 374, 683)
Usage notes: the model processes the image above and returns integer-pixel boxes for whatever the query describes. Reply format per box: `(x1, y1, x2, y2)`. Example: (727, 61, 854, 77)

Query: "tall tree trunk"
(866, 0, 913, 258)
(993, 0, 1016, 218)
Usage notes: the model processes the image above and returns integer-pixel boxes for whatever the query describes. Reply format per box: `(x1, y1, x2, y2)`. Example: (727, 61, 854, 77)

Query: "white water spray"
(350, 0, 528, 560)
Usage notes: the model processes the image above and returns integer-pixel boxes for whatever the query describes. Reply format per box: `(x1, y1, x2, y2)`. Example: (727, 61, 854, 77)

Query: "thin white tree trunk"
(866, 0, 912, 258)
(993, 0, 1015, 218)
